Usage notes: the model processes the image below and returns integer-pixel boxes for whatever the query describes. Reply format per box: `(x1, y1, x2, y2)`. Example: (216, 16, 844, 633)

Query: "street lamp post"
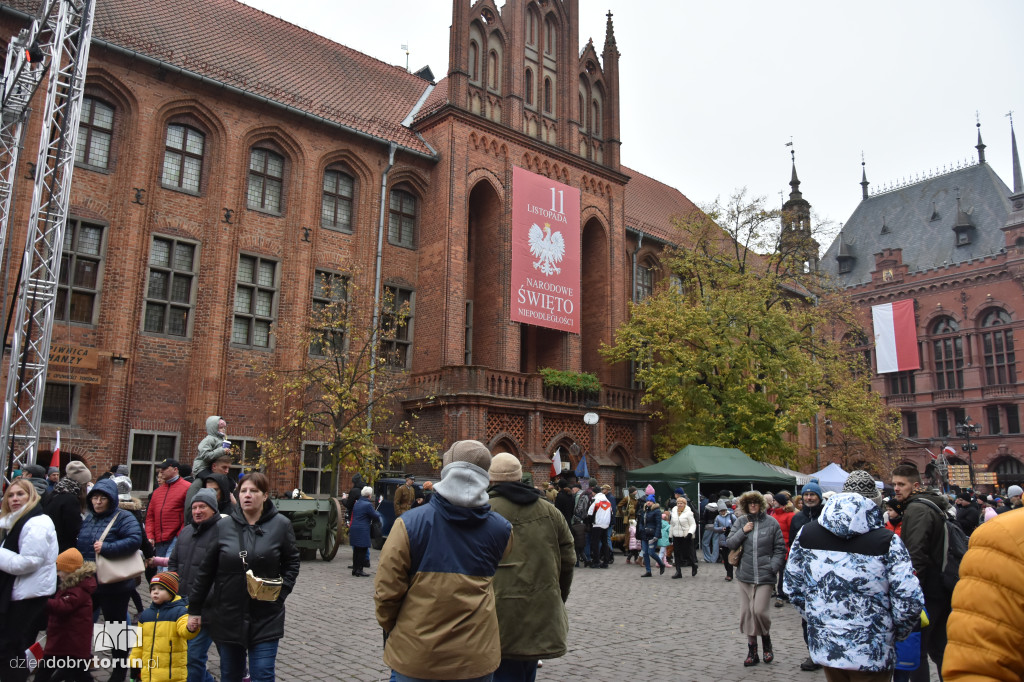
(955, 417, 981, 489)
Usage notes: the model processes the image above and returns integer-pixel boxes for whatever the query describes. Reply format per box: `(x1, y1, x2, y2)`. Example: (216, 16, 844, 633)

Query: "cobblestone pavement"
(89, 546, 940, 681)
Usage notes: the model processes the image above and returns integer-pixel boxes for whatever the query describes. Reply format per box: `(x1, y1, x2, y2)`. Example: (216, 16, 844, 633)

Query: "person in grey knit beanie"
(433, 440, 494, 508)
(842, 470, 882, 505)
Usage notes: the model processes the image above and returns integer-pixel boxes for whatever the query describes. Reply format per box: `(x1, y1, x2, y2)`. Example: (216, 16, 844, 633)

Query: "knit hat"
(488, 453, 523, 482)
(1008, 485, 1023, 498)
(674, 487, 685, 495)
(24, 463, 46, 478)
(151, 571, 179, 597)
(56, 548, 83, 574)
(114, 464, 129, 476)
(191, 488, 219, 513)
(435, 440, 493, 508)
(645, 484, 655, 495)
(441, 440, 492, 470)
(842, 470, 882, 503)
(802, 479, 823, 499)
(775, 491, 791, 506)
(48, 466, 59, 475)
(957, 491, 973, 502)
(65, 461, 92, 485)
(646, 494, 655, 502)
(112, 475, 133, 502)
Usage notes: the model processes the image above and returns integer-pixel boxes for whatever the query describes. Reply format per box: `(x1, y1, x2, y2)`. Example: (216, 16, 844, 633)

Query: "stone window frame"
(930, 316, 963, 391)
(232, 253, 279, 350)
(309, 269, 349, 357)
(75, 96, 114, 170)
(161, 123, 206, 195)
(142, 234, 200, 338)
(228, 438, 262, 480)
(301, 441, 335, 497)
(980, 307, 1016, 386)
(127, 430, 179, 495)
(387, 186, 418, 249)
(56, 218, 106, 325)
(247, 146, 286, 215)
(41, 382, 76, 426)
(321, 166, 356, 232)
(382, 284, 414, 369)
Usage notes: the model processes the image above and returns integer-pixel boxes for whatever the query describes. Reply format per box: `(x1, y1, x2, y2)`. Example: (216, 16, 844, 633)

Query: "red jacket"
(774, 509, 795, 559)
(45, 565, 97, 659)
(145, 477, 190, 543)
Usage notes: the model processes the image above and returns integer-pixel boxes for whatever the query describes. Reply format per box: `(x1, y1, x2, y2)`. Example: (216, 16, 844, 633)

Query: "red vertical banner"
(510, 166, 581, 333)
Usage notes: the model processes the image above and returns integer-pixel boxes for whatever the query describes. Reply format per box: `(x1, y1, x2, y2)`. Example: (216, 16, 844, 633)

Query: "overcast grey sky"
(240, 0, 1022, 248)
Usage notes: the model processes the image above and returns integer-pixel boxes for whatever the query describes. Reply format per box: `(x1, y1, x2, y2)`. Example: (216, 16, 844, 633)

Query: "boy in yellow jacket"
(130, 572, 198, 681)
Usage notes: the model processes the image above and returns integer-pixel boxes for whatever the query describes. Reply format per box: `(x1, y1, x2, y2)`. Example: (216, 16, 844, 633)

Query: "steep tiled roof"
(820, 162, 1013, 287)
(1, 0, 435, 156)
(622, 166, 701, 244)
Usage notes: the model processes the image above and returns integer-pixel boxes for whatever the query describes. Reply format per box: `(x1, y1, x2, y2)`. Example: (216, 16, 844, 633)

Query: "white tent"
(810, 462, 850, 492)
(764, 463, 810, 491)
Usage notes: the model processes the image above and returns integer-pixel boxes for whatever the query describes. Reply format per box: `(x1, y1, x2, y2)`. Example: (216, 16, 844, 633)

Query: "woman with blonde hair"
(0, 478, 60, 681)
(724, 490, 785, 667)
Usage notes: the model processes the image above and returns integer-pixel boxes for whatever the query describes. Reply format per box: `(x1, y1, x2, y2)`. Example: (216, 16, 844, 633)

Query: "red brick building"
(1, 0, 698, 495)
(819, 124, 1024, 490)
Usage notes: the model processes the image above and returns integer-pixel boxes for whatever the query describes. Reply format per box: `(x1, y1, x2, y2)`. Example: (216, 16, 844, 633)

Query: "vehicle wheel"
(320, 497, 344, 561)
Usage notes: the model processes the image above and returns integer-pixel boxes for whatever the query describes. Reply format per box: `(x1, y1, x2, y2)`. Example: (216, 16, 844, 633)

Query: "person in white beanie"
(487, 452, 574, 679)
(1000, 484, 1023, 513)
(375, 440, 512, 682)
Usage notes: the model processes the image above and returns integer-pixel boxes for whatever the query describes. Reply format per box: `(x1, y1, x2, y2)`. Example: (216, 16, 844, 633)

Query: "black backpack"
(908, 497, 968, 594)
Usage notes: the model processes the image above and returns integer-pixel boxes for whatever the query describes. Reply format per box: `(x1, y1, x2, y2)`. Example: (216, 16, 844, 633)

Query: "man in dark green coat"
(487, 453, 575, 680)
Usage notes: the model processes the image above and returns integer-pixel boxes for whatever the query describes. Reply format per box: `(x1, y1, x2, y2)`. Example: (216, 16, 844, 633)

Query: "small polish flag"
(943, 445, 957, 458)
(550, 448, 562, 479)
(25, 641, 44, 670)
(49, 430, 61, 469)
(872, 300, 920, 374)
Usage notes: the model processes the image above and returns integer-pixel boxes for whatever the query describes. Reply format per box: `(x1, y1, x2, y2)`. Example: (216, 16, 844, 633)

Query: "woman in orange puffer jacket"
(943, 508, 1024, 680)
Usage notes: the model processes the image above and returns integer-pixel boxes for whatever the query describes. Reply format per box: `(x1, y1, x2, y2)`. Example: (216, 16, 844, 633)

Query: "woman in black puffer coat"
(188, 473, 300, 682)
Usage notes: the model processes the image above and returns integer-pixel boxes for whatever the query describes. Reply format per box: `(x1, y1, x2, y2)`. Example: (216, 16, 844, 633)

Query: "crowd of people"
(0, 415, 300, 682)
(5, 428, 1023, 682)
(369, 448, 1023, 682)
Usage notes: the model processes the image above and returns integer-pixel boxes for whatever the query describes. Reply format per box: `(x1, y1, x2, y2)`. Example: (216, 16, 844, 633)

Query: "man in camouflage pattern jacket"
(784, 487, 924, 674)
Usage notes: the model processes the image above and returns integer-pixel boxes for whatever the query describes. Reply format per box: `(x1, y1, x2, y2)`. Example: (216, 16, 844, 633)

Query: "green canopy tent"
(626, 445, 798, 504)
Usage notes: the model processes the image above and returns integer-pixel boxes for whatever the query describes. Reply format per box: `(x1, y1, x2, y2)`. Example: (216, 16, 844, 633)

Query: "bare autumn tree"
(257, 275, 440, 495)
(604, 189, 899, 467)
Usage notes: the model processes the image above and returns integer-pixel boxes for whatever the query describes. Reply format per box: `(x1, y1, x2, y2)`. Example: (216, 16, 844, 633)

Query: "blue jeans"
(642, 539, 663, 572)
(493, 659, 538, 682)
(393, 673, 493, 682)
(154, 538, 177, 572)
(186, 626, 216, 682)
(217, 640, 278, 682)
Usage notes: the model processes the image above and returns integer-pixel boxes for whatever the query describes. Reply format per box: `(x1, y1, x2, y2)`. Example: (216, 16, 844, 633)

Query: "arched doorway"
(580, 217, 609, 381)
(991, 455, 1024, 487)
(467, 180, 503, 368)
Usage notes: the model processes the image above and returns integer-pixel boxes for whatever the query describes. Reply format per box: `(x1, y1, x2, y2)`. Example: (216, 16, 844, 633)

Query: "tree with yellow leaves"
(258, 274, 439, 496)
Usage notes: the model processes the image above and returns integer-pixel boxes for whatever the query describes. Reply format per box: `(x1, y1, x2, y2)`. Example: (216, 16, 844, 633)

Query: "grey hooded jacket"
(725, 491, 785, 585)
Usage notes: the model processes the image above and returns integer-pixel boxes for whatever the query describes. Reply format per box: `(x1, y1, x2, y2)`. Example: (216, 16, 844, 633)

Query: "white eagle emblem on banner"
(528, 223, 565, 276)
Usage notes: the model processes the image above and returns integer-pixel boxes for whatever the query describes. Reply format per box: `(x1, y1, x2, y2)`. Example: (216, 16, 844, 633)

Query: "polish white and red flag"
(550, 448, 562, 479)
(943, 445, 957, 459)
(49, 431, 61, 469)
(871, 300, 920, 374)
